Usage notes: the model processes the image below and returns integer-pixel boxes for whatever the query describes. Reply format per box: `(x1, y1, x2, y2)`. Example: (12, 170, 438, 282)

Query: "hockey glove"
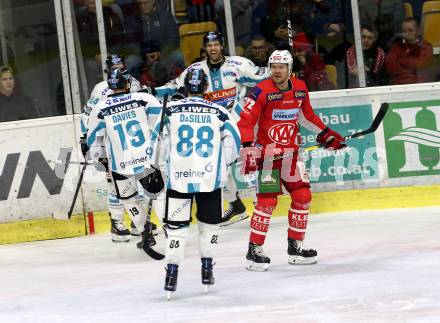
(240, 143, 261, 175)
(139, 166, 164, 194)
(80, 135, 89, 158)
(171, 87, 186, 101)
(316, 127, 346, 150)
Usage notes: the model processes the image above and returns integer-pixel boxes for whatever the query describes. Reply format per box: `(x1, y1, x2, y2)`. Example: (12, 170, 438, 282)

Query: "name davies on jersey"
(112, 110, 137, 123)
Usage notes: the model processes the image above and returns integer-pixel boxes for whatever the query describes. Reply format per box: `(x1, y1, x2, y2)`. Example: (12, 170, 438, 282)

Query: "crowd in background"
(0, 0, 439, 122)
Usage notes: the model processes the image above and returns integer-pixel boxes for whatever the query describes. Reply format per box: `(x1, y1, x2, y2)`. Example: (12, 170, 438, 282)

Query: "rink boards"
(1, 83, 440, 243)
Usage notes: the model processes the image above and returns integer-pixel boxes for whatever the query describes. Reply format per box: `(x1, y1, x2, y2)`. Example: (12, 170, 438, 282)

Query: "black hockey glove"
(171, 87, 186, 101)
(80, 135, 89, 158)
(139, 166, 164, 194)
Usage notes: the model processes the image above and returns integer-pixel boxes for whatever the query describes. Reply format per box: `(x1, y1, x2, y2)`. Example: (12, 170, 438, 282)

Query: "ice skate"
(130, 221, 140, 236)
(110, 216, 130, 242)
(246, 242, 270, 271)
(287, 238, 318, 265)
(201, 258, 215, 293)
(220, 196, 248, 227)
(164, 264, 178, 300)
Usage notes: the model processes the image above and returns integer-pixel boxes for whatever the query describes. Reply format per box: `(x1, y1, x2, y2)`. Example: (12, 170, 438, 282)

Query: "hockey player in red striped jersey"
(237, 50, 346, 271)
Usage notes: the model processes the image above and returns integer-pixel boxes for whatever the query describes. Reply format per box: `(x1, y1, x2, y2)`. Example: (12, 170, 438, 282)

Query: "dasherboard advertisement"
(300, 104, 379, 183)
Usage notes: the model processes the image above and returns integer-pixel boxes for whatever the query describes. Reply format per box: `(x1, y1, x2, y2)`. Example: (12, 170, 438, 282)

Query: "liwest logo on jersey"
(272, 108, 299, 121)
(103, 102, 139, 114)
(268, 123, 296, 145)
(267, 92, 283, 101)
(170, 104, 219, 115)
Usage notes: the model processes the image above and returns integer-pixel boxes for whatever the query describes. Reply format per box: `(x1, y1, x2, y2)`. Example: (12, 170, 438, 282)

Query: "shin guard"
(288, 187, 312, 241)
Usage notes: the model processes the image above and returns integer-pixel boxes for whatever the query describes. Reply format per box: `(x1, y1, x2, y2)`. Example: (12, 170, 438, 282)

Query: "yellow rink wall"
(2, 184, 439, 245)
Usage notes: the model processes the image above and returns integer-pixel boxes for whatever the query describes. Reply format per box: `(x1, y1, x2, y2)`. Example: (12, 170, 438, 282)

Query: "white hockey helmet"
(268, 50, 293, 74)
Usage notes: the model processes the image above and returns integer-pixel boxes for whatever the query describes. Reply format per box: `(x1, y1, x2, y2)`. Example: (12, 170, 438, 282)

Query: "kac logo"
(268, 123, 296, 145)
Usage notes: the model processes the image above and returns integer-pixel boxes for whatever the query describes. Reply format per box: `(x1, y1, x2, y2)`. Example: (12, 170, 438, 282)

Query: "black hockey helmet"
(106, 54, 125, 69)
(107, 68, 130, 90)
(184, 68, 208, 95)
(203, 31, 224, 47)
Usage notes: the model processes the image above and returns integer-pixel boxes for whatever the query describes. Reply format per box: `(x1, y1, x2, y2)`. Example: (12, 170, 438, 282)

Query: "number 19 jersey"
(87, 92, 162, 175)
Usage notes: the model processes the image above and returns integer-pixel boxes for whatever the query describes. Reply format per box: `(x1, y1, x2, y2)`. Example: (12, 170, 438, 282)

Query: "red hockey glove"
(316, 127, 346, 150)
(240, 143, 262, 174)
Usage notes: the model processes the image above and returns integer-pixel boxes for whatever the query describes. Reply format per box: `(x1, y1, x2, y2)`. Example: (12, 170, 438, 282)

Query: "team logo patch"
(267, 92, 283, 101)
(222, 71, 237, 77)
(249, 87, 262, 101)
(272, 108, 299, 120)
(294, 90, 307, 99)
(268, 123, 296, 145)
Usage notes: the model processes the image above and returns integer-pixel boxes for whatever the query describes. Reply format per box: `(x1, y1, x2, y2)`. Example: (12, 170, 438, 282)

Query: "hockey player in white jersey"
(155, 31, 267, 226)
(151, 68, 241, 298)
(87, 68, 164, 248)
(80, 54, 157, 242)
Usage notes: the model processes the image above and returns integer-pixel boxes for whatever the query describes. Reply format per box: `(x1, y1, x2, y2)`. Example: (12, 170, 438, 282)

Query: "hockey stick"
(282, 0, 295, 50)
(141, 95, 168, 261)
(52, 162, 87, 220)
(302, 102, 389, 153)
(236, 102, 389, 166)
(271, 102, 389, 161)
(48, 160, 90, 165)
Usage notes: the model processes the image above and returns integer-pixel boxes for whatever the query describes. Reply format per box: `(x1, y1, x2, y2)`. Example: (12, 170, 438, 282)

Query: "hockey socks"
(287, 187, 311, 241)
(249, 198, 276, 245)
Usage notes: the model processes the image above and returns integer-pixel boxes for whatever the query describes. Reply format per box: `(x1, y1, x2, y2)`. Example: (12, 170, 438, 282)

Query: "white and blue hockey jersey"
(87, 92, 162, 176)
(151, 96, 241, 193)
(155, 56, 267, 120)
(80, 77, 144, 135)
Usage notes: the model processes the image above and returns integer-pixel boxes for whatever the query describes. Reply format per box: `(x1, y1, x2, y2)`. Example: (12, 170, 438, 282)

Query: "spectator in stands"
(77, 0, 124, 49)
(0, 66, 38, 122)
(125, 0, 179, 53)
(187, 0, 216, 22)
(346, 25, 387, 87)
(359, 0, 405, 52)
(385, 18, 433, 85)
(245, 35, 275, 67)
(291, 33, 335, 91)
(137, 41, 183, 88)
(260, 0, 342, 49)
(190, 48, 207, 64)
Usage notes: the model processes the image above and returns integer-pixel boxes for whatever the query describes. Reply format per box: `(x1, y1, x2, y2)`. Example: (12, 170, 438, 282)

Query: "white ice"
(1, 207, 440, 323)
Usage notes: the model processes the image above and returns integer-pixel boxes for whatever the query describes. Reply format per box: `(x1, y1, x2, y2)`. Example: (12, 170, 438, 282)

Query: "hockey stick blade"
(220, 214, 249, 227)
(141, 95, 168, 261)
(345, 102, 389, 140)
(67, 164, 87, 219)
(274, 102, 389, 158)
(142, 242, 165, 260)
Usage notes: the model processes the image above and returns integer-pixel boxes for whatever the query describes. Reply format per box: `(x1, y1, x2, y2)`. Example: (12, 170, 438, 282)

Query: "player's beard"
(273, 74, 289, 89)
(208, 51, 223, 64)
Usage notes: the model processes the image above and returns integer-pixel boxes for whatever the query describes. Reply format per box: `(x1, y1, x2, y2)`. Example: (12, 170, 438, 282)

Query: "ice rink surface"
(1, 207, 440, 323)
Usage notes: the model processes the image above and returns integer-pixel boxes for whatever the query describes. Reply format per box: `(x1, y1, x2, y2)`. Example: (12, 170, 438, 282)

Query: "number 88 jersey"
(152, 96, 241, 193)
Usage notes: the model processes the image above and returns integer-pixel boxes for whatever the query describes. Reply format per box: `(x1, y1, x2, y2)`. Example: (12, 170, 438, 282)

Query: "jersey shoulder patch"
(248, 86, 263, 101)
